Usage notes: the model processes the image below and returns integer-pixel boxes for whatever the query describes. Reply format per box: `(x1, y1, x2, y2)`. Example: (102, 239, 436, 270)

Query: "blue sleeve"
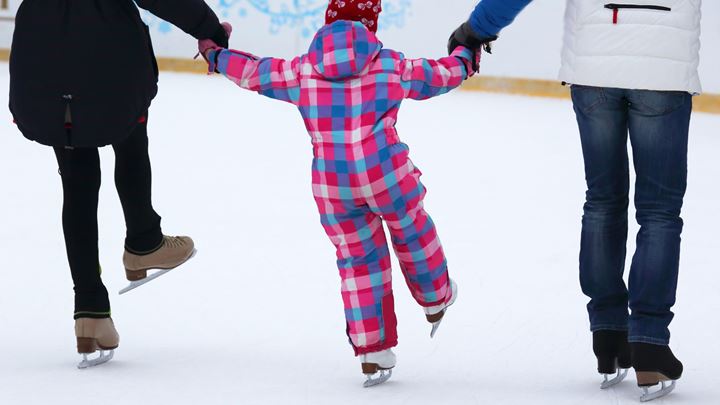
(468, 0, 533, 38)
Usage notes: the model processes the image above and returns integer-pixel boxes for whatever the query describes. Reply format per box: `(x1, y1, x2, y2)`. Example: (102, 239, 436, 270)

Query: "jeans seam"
(590, 324, 628, 332)
(572, 85, 607, 114)
(628, 335, 669, 345)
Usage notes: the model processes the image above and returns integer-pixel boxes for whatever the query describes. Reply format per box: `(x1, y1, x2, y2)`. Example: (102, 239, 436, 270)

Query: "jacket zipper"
(604, 4, 672, 24)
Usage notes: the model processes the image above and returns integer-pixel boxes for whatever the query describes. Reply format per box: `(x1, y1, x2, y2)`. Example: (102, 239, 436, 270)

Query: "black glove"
(448, 22, 497, 71)
(209, 23, 230, 49)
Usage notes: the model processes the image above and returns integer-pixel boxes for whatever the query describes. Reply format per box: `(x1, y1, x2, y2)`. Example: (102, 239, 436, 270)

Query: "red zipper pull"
(613, 8, 619, 24)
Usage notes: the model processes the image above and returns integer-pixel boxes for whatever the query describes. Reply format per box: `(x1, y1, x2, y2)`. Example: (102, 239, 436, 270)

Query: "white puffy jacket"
(559, 0, 702, 94)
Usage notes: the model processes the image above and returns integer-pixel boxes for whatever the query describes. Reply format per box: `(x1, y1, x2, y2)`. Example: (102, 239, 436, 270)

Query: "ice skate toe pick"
(639, 380, 676, 402)
(77, 350, 114, 369)
(362, 369, 392, 388)
(600, 368, 628, 389)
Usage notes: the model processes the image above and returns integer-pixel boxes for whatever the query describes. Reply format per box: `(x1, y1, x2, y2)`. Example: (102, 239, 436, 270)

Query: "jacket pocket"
(604, 3, 671, 24)
(631, 90, 690, 116)
(570, 85, 607, 114)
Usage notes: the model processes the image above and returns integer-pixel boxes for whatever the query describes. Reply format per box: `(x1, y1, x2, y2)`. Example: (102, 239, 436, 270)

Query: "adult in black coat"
(10, 0, 228, 147)
(8, 0, 228, 366)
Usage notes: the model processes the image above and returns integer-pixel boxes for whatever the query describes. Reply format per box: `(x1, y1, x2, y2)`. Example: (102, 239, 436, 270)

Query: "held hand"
(211, 22, 233, 48)
(196, 22, 233, 61)
(472, 48, 482, 75)
(447, 22, 497, 72)
(197, 39, 218, 60)
(456, 48, 482, 77)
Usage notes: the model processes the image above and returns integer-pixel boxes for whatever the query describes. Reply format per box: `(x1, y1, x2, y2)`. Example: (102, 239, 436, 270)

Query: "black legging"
(54, 121, 163, 319)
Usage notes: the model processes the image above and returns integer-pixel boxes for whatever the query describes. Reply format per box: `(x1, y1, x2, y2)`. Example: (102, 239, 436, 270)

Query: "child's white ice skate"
(424, 279, 458, 338)
(361, 349, 396, 388)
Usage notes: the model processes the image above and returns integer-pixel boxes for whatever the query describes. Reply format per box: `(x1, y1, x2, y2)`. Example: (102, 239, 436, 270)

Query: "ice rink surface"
(1, 66, 719, 404)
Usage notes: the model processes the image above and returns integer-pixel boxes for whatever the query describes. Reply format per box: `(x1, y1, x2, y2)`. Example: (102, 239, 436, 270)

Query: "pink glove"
(197, 22, 233, 60)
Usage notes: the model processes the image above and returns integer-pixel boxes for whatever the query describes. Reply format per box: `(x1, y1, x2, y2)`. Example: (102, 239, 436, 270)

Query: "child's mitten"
(452, 46, 482, 78)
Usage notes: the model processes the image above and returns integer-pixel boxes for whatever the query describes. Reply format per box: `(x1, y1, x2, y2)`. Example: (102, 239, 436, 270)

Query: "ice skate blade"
(427, 281, 458, 338)
(119, 249, 197, 295)
(77, 350, 114, 369)
(640, 380, 676, 402)
(363, 370, 392, 388)
(600, 368, 629, 389)
(430, 321, 442, 338)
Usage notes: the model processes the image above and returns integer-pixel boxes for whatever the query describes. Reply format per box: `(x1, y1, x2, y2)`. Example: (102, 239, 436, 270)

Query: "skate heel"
(597, 356, 618, 375)
(76, 337, 98, 354)
(359, 349, 396, 388)
(425, 312, 444, 323)
(362, 363, 380, 375)
(125, 268, 147, 281)
(636, 371, 669, 387)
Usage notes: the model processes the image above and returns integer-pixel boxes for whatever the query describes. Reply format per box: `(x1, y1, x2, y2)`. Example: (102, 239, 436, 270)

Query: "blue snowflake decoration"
(142, 0, 412, 38)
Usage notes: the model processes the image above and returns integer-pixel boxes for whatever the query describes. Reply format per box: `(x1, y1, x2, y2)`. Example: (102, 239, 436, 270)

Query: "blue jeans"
(571, 86, 692, 345)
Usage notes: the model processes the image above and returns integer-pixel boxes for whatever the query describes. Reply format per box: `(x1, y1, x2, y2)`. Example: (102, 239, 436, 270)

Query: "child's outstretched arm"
(204, 48, 301, 105)
(400, 47, 479, 101)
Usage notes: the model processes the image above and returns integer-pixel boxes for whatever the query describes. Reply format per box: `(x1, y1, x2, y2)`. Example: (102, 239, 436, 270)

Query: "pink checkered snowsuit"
(207, 21, 477, 355)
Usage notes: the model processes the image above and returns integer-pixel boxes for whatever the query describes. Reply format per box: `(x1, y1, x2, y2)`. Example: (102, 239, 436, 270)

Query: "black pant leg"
(112, 120, 163, 253)
(54, 147, 111, 319)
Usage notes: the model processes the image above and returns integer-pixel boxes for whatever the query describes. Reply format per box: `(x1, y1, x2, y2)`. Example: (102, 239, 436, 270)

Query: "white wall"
(1, 0, 719, 92)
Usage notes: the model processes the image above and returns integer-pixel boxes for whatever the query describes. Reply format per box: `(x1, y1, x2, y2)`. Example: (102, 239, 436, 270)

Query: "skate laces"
(163, 236, 187, 248)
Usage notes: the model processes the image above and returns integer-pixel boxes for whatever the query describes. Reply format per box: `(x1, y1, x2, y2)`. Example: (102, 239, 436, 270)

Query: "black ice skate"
(593, 330, 631, 389)
(631, 343, 683, 402)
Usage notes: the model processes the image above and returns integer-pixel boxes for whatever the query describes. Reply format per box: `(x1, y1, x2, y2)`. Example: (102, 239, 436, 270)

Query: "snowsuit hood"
(307, 21, 383, 80)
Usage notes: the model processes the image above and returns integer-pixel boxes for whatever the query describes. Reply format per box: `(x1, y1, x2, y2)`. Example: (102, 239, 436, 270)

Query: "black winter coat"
(9, 0, 227, 148)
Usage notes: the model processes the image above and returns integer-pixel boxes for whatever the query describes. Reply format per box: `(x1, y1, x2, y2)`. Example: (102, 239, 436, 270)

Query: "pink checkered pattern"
(207, 21, 476, 355)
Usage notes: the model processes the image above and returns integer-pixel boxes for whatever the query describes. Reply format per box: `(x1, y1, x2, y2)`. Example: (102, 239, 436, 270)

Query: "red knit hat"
(325, 0, 382, 33)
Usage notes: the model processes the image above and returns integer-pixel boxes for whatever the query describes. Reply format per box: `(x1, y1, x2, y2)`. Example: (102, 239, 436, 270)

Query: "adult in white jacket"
(450, 0, 700, 400)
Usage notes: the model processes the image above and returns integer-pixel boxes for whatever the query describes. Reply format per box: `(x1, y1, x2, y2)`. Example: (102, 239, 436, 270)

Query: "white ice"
(1, 66, 719, 405)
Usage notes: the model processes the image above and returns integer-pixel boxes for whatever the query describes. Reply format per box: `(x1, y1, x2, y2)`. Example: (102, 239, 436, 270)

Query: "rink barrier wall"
(1, 50, 718, 114)
(461, 76, 720, 115)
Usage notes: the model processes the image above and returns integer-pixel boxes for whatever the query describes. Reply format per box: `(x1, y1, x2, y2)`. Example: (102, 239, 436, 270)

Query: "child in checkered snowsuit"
(201, 4, 478, 359)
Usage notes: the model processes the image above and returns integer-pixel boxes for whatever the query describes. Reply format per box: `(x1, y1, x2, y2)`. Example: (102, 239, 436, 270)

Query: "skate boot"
(424, 279, 458, 338)
(632, 343, 683, 402)
(361, 349, 396, 388)
(593, 330, 631, 389)
(120, 235, 196, 295)
(75, 318, 119, 369)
